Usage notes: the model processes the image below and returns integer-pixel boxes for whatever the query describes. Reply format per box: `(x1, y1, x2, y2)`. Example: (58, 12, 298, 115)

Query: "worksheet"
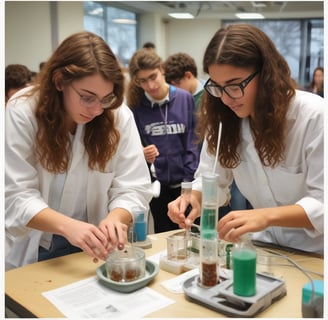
(43, 276, 175, 318)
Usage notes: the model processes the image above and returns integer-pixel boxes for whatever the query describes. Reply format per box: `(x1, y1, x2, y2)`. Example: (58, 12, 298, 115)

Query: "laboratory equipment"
(199, 173, 219, 287)
(105, 246, 145, 283)
(232, 234, 257, 296)
(183, 272, 286, 317)
(134, 212, 147, 242)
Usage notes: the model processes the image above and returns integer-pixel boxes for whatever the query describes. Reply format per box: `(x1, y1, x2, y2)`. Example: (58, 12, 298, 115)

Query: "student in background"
(127, 49, 199, 233)
(168, 24, 323, 255)
(142, 42, 156, 51)
(5, 64, 33, 105)
(305, 66, 324, 97)
(164, 52, 204, 111)
(5, 31, 152, 270)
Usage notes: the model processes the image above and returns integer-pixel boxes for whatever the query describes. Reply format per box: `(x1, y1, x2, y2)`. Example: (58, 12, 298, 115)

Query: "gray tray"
(183, 272, 286, 317)
(97, 260, 159, 293)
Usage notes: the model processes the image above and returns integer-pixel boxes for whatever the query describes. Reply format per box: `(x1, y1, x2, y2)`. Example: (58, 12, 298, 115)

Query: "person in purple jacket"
(127, 49, 199, 232)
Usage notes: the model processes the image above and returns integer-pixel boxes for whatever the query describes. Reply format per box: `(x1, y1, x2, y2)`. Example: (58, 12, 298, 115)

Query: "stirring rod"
(181, 182, 192, 239)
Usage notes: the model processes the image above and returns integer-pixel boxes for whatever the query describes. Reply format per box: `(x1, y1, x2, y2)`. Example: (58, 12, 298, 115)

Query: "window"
(224, 19, 324, 87)
(84, 2, 137, 68)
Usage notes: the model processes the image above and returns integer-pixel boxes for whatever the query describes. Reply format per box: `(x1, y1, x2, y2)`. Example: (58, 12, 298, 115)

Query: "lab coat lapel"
(69, 125, 85, 172)
(59, 125, 86, 213)
(240, 119, 277, 207)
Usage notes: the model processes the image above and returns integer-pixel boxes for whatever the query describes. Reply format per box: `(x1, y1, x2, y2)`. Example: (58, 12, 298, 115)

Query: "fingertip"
(185, 218, 192, 229)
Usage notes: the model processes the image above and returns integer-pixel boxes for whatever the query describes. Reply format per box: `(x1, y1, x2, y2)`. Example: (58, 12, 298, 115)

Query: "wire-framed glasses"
(204, 70, 260, 99)
(71, 85, 117, 109)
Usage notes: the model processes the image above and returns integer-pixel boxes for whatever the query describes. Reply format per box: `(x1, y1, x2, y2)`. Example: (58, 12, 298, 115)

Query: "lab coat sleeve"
(104, 105, 153, 222)
(5, 95, 49, 239)
(295, 104, 324, 235)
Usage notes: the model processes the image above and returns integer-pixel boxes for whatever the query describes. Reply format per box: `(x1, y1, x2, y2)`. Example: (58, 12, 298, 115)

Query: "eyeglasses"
(204, 70, 260, 99)
(135, 70, 160, 86)
(70, 85, 117, 109)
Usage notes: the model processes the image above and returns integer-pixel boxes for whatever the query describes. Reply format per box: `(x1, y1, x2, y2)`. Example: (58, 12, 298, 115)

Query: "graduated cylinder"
(199, 173, 219, 287)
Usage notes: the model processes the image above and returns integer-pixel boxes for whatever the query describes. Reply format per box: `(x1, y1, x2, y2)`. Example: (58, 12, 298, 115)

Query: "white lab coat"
(193, 90, 324, 254)
(5, 88, 153, 270)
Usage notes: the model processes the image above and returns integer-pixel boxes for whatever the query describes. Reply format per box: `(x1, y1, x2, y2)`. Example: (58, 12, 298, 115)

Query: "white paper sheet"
(160, 268, 199, 293)
(42, 276, 175, 319)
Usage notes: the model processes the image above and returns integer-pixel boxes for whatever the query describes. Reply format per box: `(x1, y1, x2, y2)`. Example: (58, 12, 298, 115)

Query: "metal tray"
(183, 272, 286, 317)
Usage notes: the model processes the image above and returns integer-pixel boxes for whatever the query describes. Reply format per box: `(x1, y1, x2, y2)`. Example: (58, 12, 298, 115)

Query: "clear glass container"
(166, 234, 190, 261)
(199, 172, 219, 287)
(199, 237, 219, 287)
(232, 234, 257, 296)
(200, 173, 219, 239)
(105, 246, 145, 282)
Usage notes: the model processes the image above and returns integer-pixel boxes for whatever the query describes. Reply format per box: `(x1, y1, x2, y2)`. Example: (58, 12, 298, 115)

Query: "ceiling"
(111, 1, 324, 20)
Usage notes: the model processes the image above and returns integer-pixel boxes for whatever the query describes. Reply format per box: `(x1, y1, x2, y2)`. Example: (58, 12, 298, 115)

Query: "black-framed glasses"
(71, 85, 117, 109)
(204, 70, 260, 99)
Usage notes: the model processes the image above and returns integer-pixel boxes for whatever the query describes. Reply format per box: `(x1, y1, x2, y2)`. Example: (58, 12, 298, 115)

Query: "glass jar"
(232, 233, 257, 296)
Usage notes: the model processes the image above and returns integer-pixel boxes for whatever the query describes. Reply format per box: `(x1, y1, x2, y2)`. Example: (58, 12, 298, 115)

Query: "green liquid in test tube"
(200, 173, 219, 239)
(199, 173, 219, 287)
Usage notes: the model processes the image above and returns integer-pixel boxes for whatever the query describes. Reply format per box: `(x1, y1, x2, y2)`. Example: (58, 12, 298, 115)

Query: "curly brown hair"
(29, 31, 125, 173)
(199, 23, 295, 168)
(5, 64, 33, 97)
(164, 52, 198, 84)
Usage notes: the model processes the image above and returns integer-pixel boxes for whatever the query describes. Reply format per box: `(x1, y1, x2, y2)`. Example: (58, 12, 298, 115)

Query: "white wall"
(5, 1, 221, 79)
(5, 1, 84, 72)
(5, 2, 53, 72)
(138, 12, 167, 55)
(57, 2, 84, 43)
(165, 19, 222, 79)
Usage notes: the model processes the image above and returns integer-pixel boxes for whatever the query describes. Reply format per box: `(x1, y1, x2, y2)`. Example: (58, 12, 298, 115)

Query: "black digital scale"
(183, 272, 286, 317)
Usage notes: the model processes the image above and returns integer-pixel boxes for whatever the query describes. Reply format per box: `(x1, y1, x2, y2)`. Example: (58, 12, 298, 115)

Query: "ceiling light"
(112, 18, 137, 25)
(235, 13, 265, 19)
(168, 13, 194, 19)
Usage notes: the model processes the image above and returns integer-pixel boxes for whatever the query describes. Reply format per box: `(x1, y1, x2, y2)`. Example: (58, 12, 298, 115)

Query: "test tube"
(199, 173, 219, 287)
(200, 237, 218, 287)
(200, 173, 219, 237)
(181, 181, 192, 204)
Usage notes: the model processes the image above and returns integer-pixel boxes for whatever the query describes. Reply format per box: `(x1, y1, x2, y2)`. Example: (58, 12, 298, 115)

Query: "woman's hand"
(167, 191, 201, 229)
(63, 219, 112, 261)
(27, 207, 131, 263)
(98, 218, 128, 252)
(217, 209, 269, 242)
(218, 205, 313, 243)
(96, 208, 131, 262)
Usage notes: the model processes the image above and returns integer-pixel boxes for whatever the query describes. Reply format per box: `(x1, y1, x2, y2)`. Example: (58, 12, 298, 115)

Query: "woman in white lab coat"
(167, 24, 324, 255)
(5, 31, 152, 270)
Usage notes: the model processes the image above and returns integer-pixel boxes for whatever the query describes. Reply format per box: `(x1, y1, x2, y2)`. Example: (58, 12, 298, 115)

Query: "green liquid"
(233, 249, 257, 296)
(200, 207, 217, 239)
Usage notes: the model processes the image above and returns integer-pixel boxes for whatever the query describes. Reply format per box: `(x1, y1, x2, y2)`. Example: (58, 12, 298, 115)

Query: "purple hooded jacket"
(131, 85, 200, 185)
